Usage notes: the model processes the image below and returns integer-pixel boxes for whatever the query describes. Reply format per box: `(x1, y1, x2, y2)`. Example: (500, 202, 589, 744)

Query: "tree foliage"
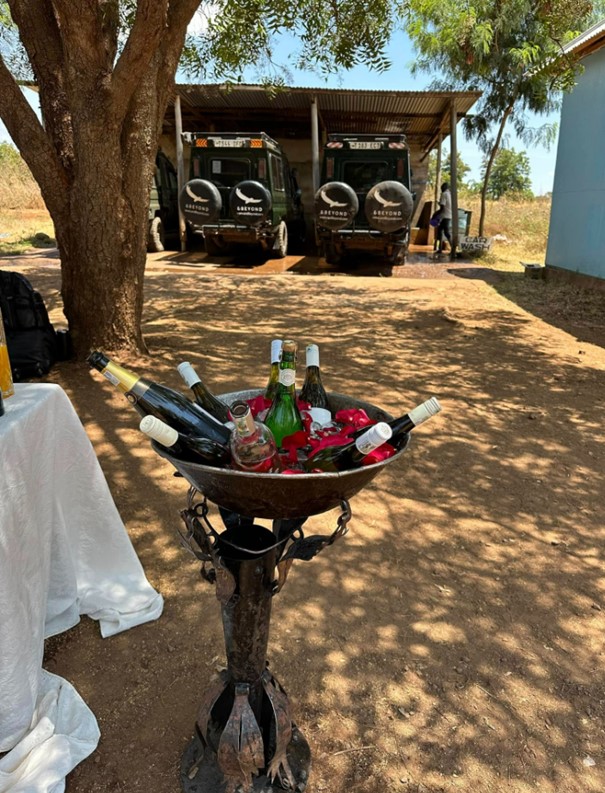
(428, 151, 472, 193)
(406, 0, 596, 234)
(485, 147, 533, 199)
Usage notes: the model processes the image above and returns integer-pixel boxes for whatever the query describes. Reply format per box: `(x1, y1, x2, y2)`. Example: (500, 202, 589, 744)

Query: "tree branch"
(111, 0, 170, 121)
(0, 53, 69, 220)
(7, 0, 74, 172)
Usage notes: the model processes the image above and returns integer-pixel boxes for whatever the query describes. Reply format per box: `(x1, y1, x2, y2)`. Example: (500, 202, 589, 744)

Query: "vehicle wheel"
(387, 247, 406, 266)
(147, 216, 165, 252)
(204, 235, 230, 256)
(324, 243, 342, 266)
(272, 221, 288, 258)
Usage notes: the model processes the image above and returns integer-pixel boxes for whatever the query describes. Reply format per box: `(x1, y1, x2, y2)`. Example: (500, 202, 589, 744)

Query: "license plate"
(211, 138, 246, 147)
(348, 141, 382, 150)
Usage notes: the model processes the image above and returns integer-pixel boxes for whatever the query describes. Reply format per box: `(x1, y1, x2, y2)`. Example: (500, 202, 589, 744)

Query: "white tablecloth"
(0, 383, 164, 792)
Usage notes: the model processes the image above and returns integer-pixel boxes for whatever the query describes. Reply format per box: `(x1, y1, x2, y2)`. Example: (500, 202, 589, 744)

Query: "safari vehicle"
(147, 150, 179, 252)
(314, 133, 414, 265)
(179, 131, 305, 258)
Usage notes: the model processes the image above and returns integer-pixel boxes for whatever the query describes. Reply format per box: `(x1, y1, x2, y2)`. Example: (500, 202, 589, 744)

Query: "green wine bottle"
(87, 351, 230, 446)
(177, 361, 230, 423)
(264, 339, 303, 447)
(304, 422, 392, 473)
(139, 415, 230, 467)
(264, 339, 282, 401)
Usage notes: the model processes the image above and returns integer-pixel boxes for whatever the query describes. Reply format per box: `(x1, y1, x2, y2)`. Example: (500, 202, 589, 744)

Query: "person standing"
(437, 182, 452, 254)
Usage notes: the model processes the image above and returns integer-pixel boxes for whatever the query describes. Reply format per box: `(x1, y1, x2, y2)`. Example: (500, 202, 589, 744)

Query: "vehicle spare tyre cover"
(229, 181, 272, 227)
(364, 181, 413, 232)
(179, 179, 222, 227)
(314, 182, 359, 230)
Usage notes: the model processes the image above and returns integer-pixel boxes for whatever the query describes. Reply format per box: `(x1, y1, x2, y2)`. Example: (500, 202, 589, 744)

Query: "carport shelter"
(160, 83, 481, 255)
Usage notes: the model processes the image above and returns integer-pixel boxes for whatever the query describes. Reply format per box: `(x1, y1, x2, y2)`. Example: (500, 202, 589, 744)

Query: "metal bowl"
(153, 389, 409, 519)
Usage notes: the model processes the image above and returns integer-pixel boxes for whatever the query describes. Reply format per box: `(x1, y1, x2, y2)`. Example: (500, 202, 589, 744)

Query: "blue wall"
(546, 46, 605, 279)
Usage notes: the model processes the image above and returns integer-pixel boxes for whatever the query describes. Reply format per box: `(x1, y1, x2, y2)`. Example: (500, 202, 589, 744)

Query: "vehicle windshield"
(342, 160, 390, 192)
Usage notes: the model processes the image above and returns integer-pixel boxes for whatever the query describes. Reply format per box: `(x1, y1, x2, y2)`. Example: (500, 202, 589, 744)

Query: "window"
(342, 160, 390, 192)
(209, 158, 250, 188)
(268, 153, 285, 191)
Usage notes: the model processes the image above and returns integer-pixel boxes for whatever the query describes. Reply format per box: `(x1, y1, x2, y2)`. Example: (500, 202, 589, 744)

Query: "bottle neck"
(233, 410, 258, 439)
(278, 353, 297, 393)
(100, 359, 141, 394)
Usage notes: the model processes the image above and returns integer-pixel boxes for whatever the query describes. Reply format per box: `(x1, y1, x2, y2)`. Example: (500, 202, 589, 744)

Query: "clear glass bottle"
(304, 422, 393, 472)
(0, 308, 15, 399)
(139, 415, 230, 467)
(229, 400, 281, 473)
(264, 339, 303, 447)
(87, 351, 230, 445)
(264, 339, 283, 401)
(177, 361, 230, 423)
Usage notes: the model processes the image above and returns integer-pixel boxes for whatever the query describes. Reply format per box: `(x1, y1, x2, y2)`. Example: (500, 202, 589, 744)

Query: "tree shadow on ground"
(24, 264, 605, 793)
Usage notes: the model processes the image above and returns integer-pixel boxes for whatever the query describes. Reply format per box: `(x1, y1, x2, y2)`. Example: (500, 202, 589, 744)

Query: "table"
(0, 383, 164, 792)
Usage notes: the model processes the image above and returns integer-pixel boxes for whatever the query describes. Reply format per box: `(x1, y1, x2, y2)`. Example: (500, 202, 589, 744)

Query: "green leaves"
(183, 0, 403, 81)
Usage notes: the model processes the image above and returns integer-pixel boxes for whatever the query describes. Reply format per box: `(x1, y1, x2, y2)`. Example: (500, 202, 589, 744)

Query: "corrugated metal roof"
(170, 83, 481, 150)
(562, 18, 605, 57)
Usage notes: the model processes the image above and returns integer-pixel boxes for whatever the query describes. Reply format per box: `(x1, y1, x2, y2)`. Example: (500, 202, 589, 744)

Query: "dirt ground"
(3, 246, 605, 793)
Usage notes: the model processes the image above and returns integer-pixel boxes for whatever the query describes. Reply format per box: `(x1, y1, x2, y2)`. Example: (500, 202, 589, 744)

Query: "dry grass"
(0, 208, 55, 255)
(458, 194, 552, 273)
(0, 147, 45, 211)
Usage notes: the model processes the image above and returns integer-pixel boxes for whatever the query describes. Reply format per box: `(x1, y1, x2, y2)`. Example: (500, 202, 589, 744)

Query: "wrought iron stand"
(177, 487, 352, 793)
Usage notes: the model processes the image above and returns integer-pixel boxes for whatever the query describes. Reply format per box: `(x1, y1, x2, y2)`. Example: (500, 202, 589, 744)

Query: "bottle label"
(279, 370, 296, 387)
(356, 434, 380, 456)
(102, 370, 120, 386)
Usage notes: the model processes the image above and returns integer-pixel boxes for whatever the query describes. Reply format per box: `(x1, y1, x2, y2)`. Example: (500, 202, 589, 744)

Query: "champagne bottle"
(229, 400, 281, 473)
(264, 339, 282, 401)
(0, 308, 14, 399)
(139, 415, 230, 467)
(87, 351, 230, 445)
(304, 422, 393, 473)
(264, 339, 303, 447)
(177, 361, 230, 423)
(350, 397, 442, 448)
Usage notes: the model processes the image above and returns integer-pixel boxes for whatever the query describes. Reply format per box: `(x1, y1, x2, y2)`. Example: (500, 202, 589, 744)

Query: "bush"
(0, 142, 45, 210)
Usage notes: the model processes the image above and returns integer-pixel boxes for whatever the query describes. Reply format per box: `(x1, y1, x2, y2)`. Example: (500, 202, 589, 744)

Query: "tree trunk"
(478, 102, 515, 237)
(1, 0, 201, 357)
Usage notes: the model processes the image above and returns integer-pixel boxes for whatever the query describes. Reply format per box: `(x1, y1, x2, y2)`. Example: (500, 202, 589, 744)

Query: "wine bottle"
(264, 339, 303, 447)
(350, 397, 442, 448)
(139, 415, 230, 467)
(264, 339, 282, 401)
(177, 361, 230, 423)
(304, 422, 393, 473)
(87, 351, 230, 445)
(300, 344, 330, 409)
(229, 400, 281, 473)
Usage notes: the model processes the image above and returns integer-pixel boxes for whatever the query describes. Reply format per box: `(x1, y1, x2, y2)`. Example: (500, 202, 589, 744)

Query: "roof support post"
(175, 94, 187, 252)
(311, 96, 320, 196)
(449, 101, 458, 261)
(434, 132, 442, 250)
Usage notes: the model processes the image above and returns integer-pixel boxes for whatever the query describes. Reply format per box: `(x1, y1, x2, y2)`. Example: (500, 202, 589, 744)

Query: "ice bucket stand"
(177, 488, 352, 793)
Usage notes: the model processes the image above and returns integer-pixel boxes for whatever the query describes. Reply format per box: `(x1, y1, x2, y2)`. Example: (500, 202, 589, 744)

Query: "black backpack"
(0, 270, 58, 381)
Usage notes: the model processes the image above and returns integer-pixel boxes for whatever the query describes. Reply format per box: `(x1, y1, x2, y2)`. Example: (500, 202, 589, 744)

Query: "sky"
(0, 27, 560, 195)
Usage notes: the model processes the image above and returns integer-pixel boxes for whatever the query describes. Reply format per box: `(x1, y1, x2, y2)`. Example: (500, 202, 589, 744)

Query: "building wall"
(546, 45, 605, 280)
